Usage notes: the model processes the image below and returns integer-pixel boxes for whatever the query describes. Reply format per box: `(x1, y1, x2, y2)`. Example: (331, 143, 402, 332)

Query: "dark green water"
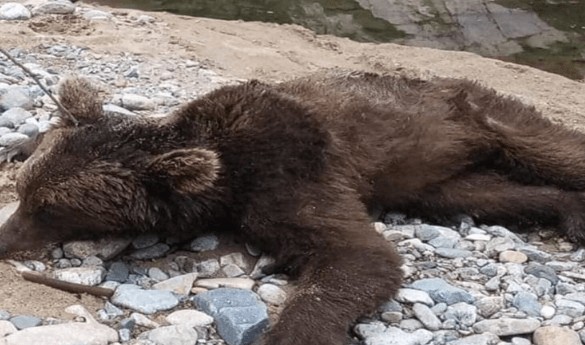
(95, 0, 405, 43)
(95, 0, 585, 80)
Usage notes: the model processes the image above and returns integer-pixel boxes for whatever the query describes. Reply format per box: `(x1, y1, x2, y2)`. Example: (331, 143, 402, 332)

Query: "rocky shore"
(2, 1, 585, 345)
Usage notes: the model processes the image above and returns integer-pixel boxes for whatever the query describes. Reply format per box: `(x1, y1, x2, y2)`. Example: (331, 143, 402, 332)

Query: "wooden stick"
(21, 271, 114, 298)
(0, 47, 79, 126)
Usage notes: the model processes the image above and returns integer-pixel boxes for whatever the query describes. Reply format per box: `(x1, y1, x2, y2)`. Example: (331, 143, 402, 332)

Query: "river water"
(94, 0, 584, 80)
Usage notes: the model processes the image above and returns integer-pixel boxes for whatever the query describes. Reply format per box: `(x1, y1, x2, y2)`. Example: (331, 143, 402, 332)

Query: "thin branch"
(0, 47, 79, 126)
(21, 271, 115, 298)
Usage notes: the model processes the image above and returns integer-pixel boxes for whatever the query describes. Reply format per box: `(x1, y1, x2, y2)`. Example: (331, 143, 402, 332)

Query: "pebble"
(355, 323, 433, 345)
(525, 262, 559, 284)
(485, 237, 516, 257)
(220, 252, 250, 271)
(129, 243, 170, 260)
(0, 132, 28, 146)
(519, 246, 552, 263)
(443, 302, 477, 328)
(435, 248, 473, 258)
(257, 284, 287, 305)
(63, 238, 132, 261)
(120, 94, 155, 111)
(132, 234, 160, 249)
(541, 305, 556, 319)
(194, 278, 255, 290)
(82, 9, 113, 21)
(152, 272, 197, 295)
(512, 292, 541, 317)
(190, 234, 219, 252)
(106, 262, 130, 283)
(0, 320, 17, 337)
(0, 88, 33, 110)
(222, 264, 245, 277)
(447, 332, 500, 345)
(499, 250, 528, 263)
(112, 284, 179, 314)
(0, 3, 31, 20)
(193, 288, 268, 345)
(166, 310, 214, 328)
(130, 313, 160, 328)
(395, 288, 434, 306)
(410, 278, 474, 305)
(32, 1, 76, 15)
(195, 259, 221, 277)
(147, 267, 169, 281)
(17, 123, 38, 137)
(53, 266, 106, 286)
(533, 326, 581, 345)
(9, 316, 42, 330)
(0, 107, 32, 127)
(473, 318, 541, 336)
(140, 325, 199, 345)
(412, 303, 441, 331)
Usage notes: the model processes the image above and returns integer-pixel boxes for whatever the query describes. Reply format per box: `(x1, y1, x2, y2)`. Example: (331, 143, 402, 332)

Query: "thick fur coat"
(1, 70, 584, 344)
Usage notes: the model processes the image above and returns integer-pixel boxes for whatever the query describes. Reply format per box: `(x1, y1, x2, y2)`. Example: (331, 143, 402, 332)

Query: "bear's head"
(0, 77, 222, 257)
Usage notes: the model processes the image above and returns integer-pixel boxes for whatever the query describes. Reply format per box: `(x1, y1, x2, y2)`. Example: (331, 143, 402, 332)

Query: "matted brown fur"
(2, 70, 585, 344)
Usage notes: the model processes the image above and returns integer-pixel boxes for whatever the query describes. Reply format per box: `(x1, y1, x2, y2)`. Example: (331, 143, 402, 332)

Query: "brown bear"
(1, 70, 585, 345)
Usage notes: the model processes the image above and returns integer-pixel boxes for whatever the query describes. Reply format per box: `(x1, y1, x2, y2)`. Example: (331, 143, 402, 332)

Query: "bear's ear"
(57, 77, 104, 127)
(145, 148, 221, 194)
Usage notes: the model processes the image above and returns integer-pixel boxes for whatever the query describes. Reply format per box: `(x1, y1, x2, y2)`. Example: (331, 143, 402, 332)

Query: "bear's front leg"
(261, 241, 402, 345)
(244, 189, 403, 345)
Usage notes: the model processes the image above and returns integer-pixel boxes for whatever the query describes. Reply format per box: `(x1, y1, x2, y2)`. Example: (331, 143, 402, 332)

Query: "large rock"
(193, 288, 268, 345)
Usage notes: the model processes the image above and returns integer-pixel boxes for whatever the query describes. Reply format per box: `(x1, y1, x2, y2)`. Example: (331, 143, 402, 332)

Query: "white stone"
(53, 266, 106, 286)
(465, 233, 492, 241)
(166, 310, 214, 328)
(220, 252, 250, 270)
(0, 3, 31, 20)
(121, 94, 155, 111)
(257, 284, 287, 305)
(141, 325, 198, 345)
(0, 321, 17, 337)
(130, 313, 160, 329)
(194, 277, 255, 290)
(0, 132, 29, 147)
(541, 305, 556, 319)
(32, 1, 75, 15)
(395, 288, 434, 306)
(82, 10, 112, 21)
(152, 273, 197, 295)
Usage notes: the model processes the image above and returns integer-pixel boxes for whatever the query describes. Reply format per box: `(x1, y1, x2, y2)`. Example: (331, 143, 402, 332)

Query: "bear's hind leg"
(412, 172, 585, 243)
